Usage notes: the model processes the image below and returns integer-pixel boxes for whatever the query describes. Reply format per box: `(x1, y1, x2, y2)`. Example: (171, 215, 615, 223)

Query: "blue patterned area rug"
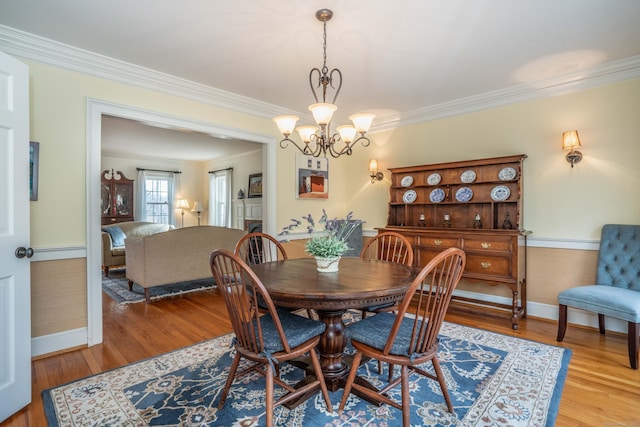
(43, 311, 570, 426)
(102, 268, 216, 304)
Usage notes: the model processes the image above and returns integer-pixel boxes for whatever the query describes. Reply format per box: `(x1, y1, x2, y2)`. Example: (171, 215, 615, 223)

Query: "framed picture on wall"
(248, 173, 262, 198)
(296, 153, 328, 199)
(30, 141, 40, 201)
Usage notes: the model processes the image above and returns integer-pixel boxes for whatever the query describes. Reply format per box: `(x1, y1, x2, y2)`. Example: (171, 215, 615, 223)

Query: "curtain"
(208, 169, 232, 227)
(135, 169, 147, 221)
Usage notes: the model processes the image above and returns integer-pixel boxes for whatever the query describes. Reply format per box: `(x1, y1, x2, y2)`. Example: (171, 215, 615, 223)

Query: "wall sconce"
(562, 130, 583, 168)
(191, 201, 204, 226)
(368, 159, 383, 183)
(176, 199, 190, 227)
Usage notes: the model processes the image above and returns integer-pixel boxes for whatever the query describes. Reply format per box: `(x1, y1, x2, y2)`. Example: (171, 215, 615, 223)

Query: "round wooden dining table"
(250, 257, 417, 391)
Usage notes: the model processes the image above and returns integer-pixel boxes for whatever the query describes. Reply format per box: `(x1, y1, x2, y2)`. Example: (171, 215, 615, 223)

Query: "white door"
(0, 51, 31, 422)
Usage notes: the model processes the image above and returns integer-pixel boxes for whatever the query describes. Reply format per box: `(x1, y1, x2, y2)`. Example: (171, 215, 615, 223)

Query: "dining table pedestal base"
(284, 308, 384, 410)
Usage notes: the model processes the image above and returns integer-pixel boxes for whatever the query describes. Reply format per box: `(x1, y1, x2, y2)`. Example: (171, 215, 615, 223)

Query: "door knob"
(15, 247, 34, 259)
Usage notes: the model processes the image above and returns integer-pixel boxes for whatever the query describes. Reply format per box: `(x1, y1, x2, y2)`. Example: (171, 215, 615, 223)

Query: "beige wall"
(28, 60, 275, 248)
(330, 79, 640, 241)
(25, 55, 640, 345)
(205, 148, 263, 226)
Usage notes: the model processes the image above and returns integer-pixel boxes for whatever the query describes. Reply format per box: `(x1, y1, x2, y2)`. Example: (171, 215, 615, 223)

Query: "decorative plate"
(400, 175, 414, 187)
(427, 173, 441, 186)
(402, 190, 417, 204)
(455, 187, 473, 202)
(429, 188, 445, 203)
(460, 169, 476, 183)
(498, 167, 517, 181)
(491, 185, 511, 201)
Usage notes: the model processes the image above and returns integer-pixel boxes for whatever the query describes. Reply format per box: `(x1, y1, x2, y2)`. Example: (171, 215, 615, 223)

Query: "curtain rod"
(208, 167, 233, 174)
(136, 167, 182, 174)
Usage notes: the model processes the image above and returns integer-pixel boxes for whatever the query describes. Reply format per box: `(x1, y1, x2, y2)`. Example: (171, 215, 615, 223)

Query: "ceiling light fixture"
(273, 9, 375, 158)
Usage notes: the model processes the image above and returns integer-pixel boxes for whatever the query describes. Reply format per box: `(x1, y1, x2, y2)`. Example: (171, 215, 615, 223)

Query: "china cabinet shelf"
(101, 169, 134, 225)
(383, 154, 528, 329)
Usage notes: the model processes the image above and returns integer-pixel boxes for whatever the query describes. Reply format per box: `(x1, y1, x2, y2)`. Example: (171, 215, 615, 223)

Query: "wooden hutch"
(379, 154, 529, 329)
(101, 169, 134, 225)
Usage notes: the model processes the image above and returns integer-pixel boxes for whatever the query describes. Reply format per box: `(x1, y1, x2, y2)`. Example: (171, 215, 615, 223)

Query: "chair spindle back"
(360, 231, 414, 267)
(210, 249, 291, 354)
(385, 247, 465, 356)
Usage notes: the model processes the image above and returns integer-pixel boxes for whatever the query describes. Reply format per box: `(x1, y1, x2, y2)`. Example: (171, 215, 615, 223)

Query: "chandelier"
(273, 9, 375, 158)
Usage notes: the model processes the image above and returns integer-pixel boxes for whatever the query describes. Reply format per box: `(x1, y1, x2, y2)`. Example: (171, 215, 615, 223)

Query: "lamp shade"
(191, 201, 204, 213)
(273, 115, 299, 135)
(562, 130, 581, 150)
(177, 199, 190, 209)
(337, 125, 357, 143)
(296, 125, 318, 142)
(368, 159, 379, 172)
(309, 103, 337, 125)
(349, 113, 375, 133)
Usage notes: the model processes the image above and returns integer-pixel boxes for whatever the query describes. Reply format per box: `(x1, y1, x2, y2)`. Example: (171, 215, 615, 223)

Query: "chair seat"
(558, 285, 640, 323)
(346, 312, 426, 356)
(255, 310, 326, 352)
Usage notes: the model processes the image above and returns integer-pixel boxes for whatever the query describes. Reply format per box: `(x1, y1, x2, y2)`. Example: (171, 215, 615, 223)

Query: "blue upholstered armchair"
(557, 224, 640, 369)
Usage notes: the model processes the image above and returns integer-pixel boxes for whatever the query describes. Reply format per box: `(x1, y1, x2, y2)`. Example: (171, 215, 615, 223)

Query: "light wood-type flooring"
(3, 288, 640, 426)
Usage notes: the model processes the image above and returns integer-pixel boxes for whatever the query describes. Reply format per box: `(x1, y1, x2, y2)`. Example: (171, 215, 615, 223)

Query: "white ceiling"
(101, 115, 263, 162)
(2, 0, 640, 159)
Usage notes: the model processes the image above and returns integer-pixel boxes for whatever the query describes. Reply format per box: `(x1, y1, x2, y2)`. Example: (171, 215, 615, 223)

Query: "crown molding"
(0, 25, 287, 120)
(373, 55, 640, 132)
(2, 25, 639, 130)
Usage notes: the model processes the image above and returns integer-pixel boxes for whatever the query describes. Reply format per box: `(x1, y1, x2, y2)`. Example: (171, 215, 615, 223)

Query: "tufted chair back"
(596, 224, 640, 291)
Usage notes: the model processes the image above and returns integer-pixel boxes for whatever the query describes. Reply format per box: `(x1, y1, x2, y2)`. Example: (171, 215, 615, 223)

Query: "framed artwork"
(296, 153, 328, 199)
(248, 173, 262, 198)
(30, 141, 40, 201)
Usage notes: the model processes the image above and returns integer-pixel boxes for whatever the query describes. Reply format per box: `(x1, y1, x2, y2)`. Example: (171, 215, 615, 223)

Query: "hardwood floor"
(4, 289, 640, 426)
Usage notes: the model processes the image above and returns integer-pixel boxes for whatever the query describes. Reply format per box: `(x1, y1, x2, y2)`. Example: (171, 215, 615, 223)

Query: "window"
(144, 178, 170, 224)
(136, 170, 177, 225)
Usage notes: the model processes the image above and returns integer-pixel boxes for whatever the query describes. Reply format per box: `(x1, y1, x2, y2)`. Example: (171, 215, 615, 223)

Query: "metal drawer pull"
(480, 262, 491, 269)
(434, 239, 443, 246)
(481, 242, 491, 249)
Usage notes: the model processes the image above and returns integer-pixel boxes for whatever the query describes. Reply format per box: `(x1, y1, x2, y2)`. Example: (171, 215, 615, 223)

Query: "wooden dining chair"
(234, 232, 288, 265)
(234, 232, 316, 318)
(339, 247, 466, 427)
(210, 249, 333, 426)
(359, 231, 414, 318)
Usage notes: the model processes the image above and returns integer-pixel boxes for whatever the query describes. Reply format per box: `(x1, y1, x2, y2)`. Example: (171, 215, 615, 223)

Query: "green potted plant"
(280, 210, 363, 272)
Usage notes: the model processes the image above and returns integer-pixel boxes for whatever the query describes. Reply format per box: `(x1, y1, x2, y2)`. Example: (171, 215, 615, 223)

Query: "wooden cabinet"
(101, 169, 134, 225)
(382, 154, 529, 329)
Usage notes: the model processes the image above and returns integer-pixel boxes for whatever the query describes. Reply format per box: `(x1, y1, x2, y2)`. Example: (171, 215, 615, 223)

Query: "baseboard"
(453, 289, 627, 334)
(32, 327, 88, 358)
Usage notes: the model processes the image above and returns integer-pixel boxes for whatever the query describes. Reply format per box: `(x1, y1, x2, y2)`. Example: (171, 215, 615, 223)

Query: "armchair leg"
(629, 322, 639, 370)
(598, 314, 606, 335)
(557, 304, 568, 342)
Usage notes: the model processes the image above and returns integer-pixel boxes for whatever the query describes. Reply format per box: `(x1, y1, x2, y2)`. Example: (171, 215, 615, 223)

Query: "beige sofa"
(125, 225, 247, 302)
(101, 221, 175, 276)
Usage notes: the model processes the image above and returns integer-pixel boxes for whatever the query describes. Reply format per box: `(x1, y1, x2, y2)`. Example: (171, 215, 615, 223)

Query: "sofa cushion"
(102, 225, 126, 248)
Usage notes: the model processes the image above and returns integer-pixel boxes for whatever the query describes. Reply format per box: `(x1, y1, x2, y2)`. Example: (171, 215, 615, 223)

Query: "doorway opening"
(86, 98, 276, 346)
